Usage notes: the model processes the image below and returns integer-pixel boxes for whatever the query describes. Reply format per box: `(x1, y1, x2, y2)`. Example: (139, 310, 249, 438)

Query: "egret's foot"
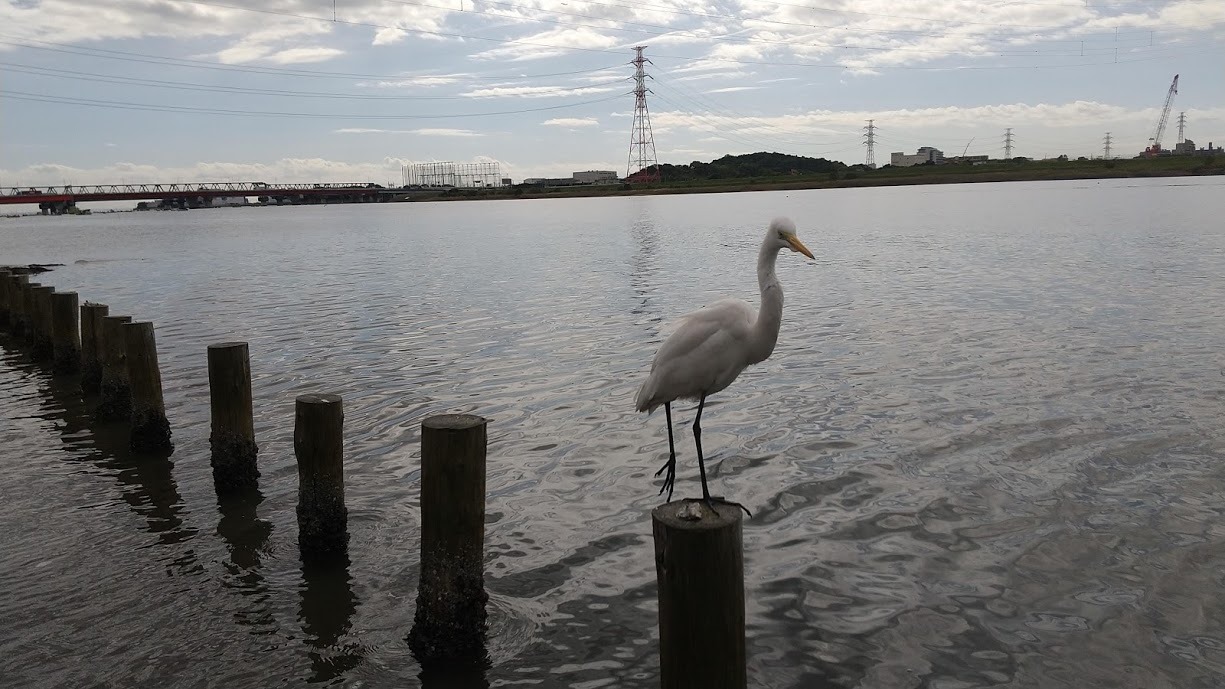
(654, 459, 676, 502)
(678, 496, 751, 517)
(698, 495, 752, 518)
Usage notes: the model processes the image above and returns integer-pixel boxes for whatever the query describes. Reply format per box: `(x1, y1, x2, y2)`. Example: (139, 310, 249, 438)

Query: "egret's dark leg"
(692, 395, 752, 517)
(654, 402, 677, 502)
(693, 395, 711, 501)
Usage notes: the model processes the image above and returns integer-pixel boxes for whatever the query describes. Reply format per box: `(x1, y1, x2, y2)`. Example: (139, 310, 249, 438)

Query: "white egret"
(635, 217, 814, 514)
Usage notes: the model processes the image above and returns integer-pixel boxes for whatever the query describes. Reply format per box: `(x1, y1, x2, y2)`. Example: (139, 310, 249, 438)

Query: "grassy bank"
(401, 156, 1223, 203)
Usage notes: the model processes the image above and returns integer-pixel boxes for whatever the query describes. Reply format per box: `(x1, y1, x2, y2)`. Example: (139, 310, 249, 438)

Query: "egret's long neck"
(749, 240, 784, 364)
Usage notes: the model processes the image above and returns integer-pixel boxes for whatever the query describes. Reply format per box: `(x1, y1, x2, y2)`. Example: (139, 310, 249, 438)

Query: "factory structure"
(401, 162, 620, 188)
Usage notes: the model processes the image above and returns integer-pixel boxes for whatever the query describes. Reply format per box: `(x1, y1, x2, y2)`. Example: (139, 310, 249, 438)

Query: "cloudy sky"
(1, 0, 1222, 185)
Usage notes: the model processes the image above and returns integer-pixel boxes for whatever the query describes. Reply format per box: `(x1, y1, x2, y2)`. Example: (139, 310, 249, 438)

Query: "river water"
(2, 178, 1224, 688)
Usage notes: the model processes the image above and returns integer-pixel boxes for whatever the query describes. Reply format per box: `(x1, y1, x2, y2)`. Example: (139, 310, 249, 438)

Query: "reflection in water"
(420, 665, 490, 689)
(32, 348, 200, 554)
(299, 553, 363, 682)
(629, 212, 661, 320)
(217, 489, 275, 632)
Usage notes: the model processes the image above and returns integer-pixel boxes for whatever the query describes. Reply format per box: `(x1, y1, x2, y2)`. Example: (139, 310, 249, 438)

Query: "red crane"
(1145, 74, 1179, 157)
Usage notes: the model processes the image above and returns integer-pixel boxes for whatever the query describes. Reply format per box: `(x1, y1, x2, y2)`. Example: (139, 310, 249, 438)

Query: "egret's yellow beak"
(786, 234, 814, 259)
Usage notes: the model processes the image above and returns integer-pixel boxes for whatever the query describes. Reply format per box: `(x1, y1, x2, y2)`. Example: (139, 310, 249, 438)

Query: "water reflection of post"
(630, 213, 661, 319)
(419, 663, 491, 689)
(298, 554, 363, 682)
(33, 355, 199, 553)
(216, 489, 273, 629)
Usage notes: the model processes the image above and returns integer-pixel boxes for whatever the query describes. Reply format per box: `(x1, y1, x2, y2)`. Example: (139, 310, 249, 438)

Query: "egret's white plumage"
(636, 217, 814, 511)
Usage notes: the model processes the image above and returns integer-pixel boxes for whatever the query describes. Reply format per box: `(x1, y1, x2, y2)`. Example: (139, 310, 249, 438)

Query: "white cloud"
(2, 157, 415, 187)
(705, 86, 763, 94)
(335, 128, 484, 136)
(470, 27, 621, 61)
(461, 85, 620, 99)
(265, 47, 345, 65)
(542, 117, 600, 127)
(359, 75, 468, 88)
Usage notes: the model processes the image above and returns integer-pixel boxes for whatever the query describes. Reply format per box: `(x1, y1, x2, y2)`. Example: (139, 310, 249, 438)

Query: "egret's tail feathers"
(634, 378, 657, 413)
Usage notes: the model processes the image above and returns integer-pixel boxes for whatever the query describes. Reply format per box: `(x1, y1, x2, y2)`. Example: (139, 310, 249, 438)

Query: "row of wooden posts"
(0, 267, 748, 687)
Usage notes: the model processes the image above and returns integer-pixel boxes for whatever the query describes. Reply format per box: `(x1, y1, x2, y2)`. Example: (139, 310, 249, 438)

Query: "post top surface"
(422, 413, 488, 430)
(102, 315, 133, 322)
(51, 291, 77, 298)
(123, 320, 154, 328)
(82, 301, 107, 309)
(652, 500, 743, 530)
(208, 341, 249, 350)
(297, 393, 342, 405)
(30, 285, 53, 292)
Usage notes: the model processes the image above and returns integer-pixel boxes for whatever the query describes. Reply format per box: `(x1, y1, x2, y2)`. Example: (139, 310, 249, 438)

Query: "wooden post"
(124, 321, 173, 453)
(0, 269, 10, 329)
(208, 342, 259, 494)
(80, 303, 109, 392)
(294, 394, 347, 561)
(9, 275, 29, 336)
(30, 285, 55, 361)
(652, 501, 746, 689)
(409, 414, 489, 668)
(51, 291, 80, 374)
(97, 315, 133, 420)
(21, 281, 40, 345)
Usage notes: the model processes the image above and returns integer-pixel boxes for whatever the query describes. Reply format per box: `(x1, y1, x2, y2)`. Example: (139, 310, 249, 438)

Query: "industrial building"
(889, 147, 944, 167)
(572, 170, 618, 185)
(523, 170, 623, 187)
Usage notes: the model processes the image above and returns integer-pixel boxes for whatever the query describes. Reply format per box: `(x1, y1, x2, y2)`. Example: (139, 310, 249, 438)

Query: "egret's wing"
(650, 299, 754, 370)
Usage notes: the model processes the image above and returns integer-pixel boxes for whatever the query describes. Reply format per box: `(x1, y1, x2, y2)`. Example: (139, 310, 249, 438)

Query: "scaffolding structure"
(402, 161, 502, 187)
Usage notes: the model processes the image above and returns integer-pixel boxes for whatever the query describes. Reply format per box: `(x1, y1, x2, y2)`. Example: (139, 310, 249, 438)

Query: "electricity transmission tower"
(1103, 132, 1112, 159)
(626, 46, 660, 183)
(862, 119, 877, 168)
(1003, 128, 1014, 159)
(1177, 112, 1186, 143)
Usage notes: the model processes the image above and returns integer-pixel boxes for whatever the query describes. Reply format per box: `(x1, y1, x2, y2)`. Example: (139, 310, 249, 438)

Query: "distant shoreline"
(403, 161, 1223, 203)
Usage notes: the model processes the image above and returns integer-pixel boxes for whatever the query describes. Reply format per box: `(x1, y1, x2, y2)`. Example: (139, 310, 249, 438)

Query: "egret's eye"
(777, 232, 785, 239)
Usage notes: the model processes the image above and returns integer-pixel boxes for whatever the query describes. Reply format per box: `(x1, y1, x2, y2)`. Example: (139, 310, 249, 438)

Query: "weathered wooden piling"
(652, 501, 746, 689)
(79, 303, 109, 392)
(208, 342, 259, 494)
(8, 275, 29, 337)
(123, 321, 173, 453)
(30, 285, 55, 361)
(409, 414, 489, 668)
(21, 281, 40, 344)
(50, 291, 80, 374)
(0, 269, 10, 329)
(97, 315, 133, 420)
(294, 393, 348, 561)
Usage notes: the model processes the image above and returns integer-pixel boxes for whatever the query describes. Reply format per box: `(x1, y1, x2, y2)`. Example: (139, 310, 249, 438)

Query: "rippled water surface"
(3, 178, 1225, 688)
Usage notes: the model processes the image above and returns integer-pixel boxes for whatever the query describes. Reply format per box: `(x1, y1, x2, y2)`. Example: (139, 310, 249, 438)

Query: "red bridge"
(1, 182, 392, 213)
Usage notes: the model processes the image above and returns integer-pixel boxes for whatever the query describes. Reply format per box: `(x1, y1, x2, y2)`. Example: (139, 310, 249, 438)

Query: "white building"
(890, 147, 945, 167)
(210, 196, 249, 207)
(572, 170, 618, 184)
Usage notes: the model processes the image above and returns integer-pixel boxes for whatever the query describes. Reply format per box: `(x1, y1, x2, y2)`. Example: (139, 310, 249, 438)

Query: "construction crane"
(1145, 74, 1179, 157)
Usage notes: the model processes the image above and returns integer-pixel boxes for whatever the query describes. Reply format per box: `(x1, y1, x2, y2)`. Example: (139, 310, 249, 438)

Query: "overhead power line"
(0, 35, 625, 81)
(0, 89, 629, 119)
(0, 61, 630, 100)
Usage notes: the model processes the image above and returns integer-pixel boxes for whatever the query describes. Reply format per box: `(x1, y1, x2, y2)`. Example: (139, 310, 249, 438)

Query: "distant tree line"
(639, 152, 847, 182)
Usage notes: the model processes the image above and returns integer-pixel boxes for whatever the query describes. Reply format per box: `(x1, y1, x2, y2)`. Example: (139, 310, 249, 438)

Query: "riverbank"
(406, 156, 1223, 202)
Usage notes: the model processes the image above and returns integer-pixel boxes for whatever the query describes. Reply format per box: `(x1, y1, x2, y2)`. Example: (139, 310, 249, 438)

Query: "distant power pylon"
(1003, 128, 1015, 159)
(1103, 132, 1113, 159)
(862, 119, 877, 168)
(626, 46, 660, 183)
(1177, 112, 1187, 143)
